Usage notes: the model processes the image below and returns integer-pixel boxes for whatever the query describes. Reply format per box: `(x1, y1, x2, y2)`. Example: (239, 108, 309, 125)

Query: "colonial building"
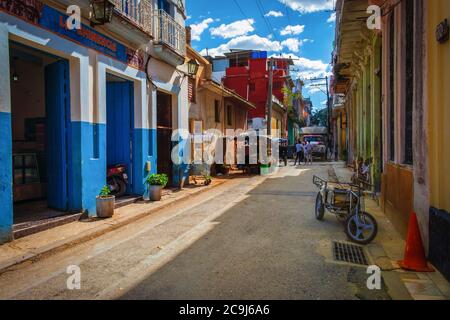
(333, 0, 450, 280)
(0, 0, 188, 243)
(207, 50, 294, 139)
(186, 41, 255, 175)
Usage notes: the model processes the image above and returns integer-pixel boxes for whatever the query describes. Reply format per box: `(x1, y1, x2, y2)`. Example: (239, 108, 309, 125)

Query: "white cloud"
(210, 19, 255, 39)
(200, 35, 283, 57)
(265, 10, 284, 18)
(280, 24, 305, 36)
(280, 0, 334, 13)
(190, 18, 214, 41)
(281, 38, 302, 52)
(276, 53, 330, 79)
(327, 12, 336, 23)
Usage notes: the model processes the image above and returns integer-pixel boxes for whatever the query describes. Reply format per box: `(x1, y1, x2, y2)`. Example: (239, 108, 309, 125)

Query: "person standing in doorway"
(294, 140, 303, 166)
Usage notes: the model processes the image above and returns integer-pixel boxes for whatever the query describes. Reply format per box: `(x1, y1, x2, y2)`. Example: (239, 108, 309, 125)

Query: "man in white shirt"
(304, 141, 313, 165)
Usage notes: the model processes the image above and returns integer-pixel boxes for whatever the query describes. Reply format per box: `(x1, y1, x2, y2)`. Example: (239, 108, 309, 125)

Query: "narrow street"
(0, 163, 398, 300)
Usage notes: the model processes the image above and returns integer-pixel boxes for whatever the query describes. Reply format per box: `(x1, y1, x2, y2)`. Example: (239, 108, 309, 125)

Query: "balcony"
(113, 0, 152, 35)
(152, 9, 186, 65)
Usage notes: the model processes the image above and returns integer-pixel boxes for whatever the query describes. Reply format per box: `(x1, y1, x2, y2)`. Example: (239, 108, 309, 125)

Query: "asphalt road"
(0, 163, 380, 300)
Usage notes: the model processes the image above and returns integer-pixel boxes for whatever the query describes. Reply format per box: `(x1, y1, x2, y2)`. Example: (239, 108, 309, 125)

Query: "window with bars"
(389, 12, 395, 162)
(404, 1, 414, 165)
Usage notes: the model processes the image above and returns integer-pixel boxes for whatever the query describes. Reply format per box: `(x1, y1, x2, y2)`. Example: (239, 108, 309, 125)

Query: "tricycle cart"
(313, 175, 378, 245)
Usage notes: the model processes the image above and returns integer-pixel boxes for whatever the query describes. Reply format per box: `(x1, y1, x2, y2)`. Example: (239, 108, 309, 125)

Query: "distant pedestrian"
(294, 140, 303, 166)
(304, 141, 313, 165)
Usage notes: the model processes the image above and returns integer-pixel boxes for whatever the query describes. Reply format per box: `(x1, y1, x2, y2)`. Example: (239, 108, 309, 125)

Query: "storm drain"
(333, 241, 369, 266)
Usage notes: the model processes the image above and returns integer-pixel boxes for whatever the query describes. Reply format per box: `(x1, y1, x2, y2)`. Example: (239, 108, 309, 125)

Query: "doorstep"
(0, 178, 229, 273)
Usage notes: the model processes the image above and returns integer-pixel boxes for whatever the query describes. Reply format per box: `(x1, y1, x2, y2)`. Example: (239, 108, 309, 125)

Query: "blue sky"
(186, 0, 336, 112)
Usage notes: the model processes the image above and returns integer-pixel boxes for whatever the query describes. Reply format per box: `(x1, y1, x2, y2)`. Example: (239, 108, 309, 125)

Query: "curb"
(0, 179, 230, 274)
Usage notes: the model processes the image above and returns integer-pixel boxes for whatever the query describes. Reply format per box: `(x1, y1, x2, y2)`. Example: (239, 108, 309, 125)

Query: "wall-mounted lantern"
(436, 19, 449, 44)
(90, 0, 115, 26)
(187, 59, 200, 77)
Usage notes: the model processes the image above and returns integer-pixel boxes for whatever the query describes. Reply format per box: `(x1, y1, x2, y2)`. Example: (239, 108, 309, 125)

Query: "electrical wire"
(231, 0, 255, 31)
(254, 0, 280, 43)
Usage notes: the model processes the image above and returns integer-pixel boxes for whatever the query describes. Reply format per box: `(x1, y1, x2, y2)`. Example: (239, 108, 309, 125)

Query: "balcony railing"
(153, 9, 186, 57)
(113, 0, 152, 35)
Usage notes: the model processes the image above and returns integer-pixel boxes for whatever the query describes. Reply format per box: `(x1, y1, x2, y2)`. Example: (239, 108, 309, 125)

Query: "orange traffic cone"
(398, 212, 434, 272)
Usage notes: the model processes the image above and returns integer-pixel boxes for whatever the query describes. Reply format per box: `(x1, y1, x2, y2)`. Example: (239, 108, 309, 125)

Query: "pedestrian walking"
(304, 141, 313, 165)
(293, 140, 303, 166)
(279, 139, 288, 166)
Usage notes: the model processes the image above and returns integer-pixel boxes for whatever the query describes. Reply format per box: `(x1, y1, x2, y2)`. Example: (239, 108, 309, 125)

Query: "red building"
(217, 50, 294, 137)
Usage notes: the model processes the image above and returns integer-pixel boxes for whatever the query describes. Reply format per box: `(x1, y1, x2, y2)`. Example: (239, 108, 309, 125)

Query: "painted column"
(133, 75, 155, 195)
(0, 24, 13, 242)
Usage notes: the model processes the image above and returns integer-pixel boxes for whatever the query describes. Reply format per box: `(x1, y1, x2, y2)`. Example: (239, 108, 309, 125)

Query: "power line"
(231, 0, 255, 30)
(254, 0, 281, 43)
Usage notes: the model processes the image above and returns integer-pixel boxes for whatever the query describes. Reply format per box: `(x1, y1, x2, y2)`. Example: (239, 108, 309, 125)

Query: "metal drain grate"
(333, 241, 369, 266)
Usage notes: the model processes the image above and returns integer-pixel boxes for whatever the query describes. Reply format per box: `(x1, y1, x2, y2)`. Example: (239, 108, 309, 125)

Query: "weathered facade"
(333, 0, 450, 281)
(186, 44, 255, 173)
(0, 0, 188, 243)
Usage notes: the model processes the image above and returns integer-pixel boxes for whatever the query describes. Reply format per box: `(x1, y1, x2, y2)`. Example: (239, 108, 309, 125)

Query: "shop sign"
(0, 0, 144, 70)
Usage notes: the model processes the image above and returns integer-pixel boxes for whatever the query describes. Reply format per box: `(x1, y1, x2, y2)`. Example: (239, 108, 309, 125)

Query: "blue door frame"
(106, 81, 135, 193)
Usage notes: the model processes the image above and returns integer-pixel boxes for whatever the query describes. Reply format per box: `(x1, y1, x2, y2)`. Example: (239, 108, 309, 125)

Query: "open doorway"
(106, 74, 135, 197)
(10, 42, 75, 238)
(157, 91, 173, 185)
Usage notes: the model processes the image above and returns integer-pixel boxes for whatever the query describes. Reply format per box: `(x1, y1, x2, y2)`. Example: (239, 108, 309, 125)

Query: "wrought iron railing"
(113, 0, 152, 35)
(153, 9, 186, 56)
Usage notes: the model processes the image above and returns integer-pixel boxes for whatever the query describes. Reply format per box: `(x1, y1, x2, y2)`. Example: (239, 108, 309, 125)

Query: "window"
(188, 77, 196, 103)
(214, 100, 220, 123)
(227, 105, 233, 126)
(389, 12, 395, 162)
(404, 0, 414, 165)
(159, 0, 172, 15)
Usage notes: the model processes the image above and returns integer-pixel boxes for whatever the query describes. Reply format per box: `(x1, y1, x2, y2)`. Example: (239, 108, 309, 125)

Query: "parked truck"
(300, 127, 328, 161)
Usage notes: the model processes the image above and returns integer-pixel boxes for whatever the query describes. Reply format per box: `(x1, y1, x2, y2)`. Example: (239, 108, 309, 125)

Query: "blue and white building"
(0, 0, 189, 243)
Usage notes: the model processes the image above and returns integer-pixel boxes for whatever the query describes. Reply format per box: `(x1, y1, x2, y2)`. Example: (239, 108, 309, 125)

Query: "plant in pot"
(146, 174, 169, 201)
(96, 186, 115, 218)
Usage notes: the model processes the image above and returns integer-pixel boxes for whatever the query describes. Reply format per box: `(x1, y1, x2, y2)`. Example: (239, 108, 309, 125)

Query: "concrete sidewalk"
(330, 162, 450, 300)
(0, 176, 237, 273)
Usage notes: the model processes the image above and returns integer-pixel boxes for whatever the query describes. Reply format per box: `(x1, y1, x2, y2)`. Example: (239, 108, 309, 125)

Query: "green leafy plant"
(146, 174, 169, 187)
(99, 185, 111, 197)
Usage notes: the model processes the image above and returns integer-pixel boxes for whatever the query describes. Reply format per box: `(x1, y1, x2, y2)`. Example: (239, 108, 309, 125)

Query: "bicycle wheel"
(315, 192, 325, 221)
(345, 212, 378, 245)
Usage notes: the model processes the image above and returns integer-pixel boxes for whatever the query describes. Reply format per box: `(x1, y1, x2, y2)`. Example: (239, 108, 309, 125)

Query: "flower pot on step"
(149, 185, 163, 201)
(96, 195, 115, 218)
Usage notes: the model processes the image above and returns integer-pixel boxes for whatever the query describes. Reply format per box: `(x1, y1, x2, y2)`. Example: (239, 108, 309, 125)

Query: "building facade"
(209, 50, 293, 138)
(186, 43, 255, 173)
(0, 0, 188, 243)
(333, 0, 450, 280)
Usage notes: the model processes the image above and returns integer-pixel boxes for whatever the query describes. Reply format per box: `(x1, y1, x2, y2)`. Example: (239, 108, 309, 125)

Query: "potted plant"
(146, 174, 169, 201)
(96, 186, 115, 218)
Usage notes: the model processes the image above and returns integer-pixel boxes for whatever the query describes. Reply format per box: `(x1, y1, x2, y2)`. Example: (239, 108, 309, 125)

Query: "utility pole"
(266, 58, 273, 136)
(325, 76, 330, 137)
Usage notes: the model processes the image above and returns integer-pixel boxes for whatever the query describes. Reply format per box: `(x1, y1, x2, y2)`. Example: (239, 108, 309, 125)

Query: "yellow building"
(425, 0, 450, 281)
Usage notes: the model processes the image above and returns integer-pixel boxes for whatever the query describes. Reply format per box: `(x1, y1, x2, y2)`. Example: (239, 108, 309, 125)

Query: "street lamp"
(187, 59, 200, 77)
(90, 0, 115, 26)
